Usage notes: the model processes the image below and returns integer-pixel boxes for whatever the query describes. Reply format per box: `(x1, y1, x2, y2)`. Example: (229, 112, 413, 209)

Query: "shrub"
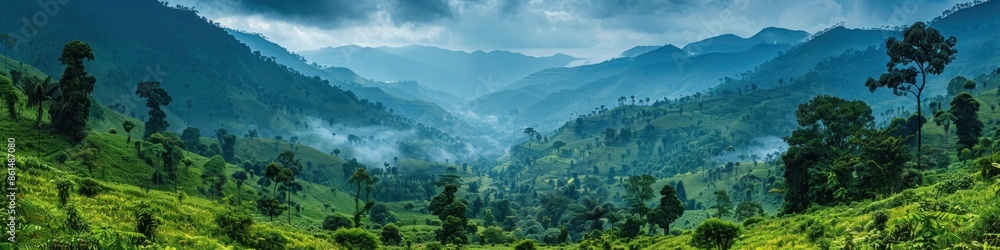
(514, 239, 537, 250)
(369, 203, 398, 225)
(936, 176, 974, 195)
(215, 210, 254, 244)
(77, 178, 104, 197)
(109, 128, 117, 134)
(65, 206, 90, 233)
(974, 154, 1000, 179)
(322, 214, 353, 231)
(21, 157, 47, 172)
(872, 211, 889, 231)
(133, 202, 160, 243)
(742, 217, 766, 227)
(332, 228, 380, 250)
(799, 218, 829, 243)
(971, 207, 1000, 246)
(56, 179, 73, 206)
(380, 223, 403, 246)
(249, 228, 288, 250)
(690, 218, 741, 250)
(424, 242, 444, 250)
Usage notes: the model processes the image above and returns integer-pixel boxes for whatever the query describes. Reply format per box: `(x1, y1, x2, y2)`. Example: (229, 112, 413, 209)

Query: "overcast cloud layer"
(172, 0, 967, 61)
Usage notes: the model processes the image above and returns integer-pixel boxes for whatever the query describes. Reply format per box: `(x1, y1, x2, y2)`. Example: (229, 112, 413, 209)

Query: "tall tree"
(20, 76, 59, 127)
(122, 121, 135, 143)
(50, 41, 97, 142)
(202, 155, 228, 199)
(933, 110, 956, 147)
(648, 184, 684, 234)
(711, 190, 733, 218)
(865, 21, 957, 169)
(231, 171, 248, 205)
(620, 174, 656, 215)
(675, 181, 688, 203)
(349, 167, 374, 228)
(950, 92, 983, 152)
(136, 81, 172, 139)
(429, 184, 469, 245)
(782, 96, 874, 214)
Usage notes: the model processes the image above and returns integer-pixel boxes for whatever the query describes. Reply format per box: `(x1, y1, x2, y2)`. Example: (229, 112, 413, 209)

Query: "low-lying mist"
(290, 117, 479, 168)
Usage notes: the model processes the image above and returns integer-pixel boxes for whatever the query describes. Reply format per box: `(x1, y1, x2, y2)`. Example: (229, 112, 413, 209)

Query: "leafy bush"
(248, 228, 288, 250)
(872, 211, 889, 231)
(970, 207, 1000, 246)
(690, 218, 741, 250)
(514, 239, 537, 250)
(742, 216, 766, 227)
(799, 218, 829, 243)
(380, 223, 403, 246)
(332, 228, 380, 250)
(77, 178, 104, 197)
(974, 154, 1000, 179)
(21, 157, 47, 173)
(424, 242, 444, 250)
(322, 214, 353, 231)
(65, 206, 90, 233)
(935, 176, 974, 194)
(56, 179, 73, 206)
(215, 210, 254, 244)
(133, 202, 160, 243)
(369, 203, 398, 225)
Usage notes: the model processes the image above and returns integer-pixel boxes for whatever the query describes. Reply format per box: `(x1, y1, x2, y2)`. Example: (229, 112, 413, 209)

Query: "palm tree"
(0, 34, 15, 68)
(574, 196, 614, 231)
(20, 76, 59, 128)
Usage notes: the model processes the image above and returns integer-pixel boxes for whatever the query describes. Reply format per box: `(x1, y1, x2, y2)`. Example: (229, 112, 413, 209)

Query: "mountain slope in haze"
(683, 27, 809, 54)
(299, 45, 577, 98)
(0, 0, 487, 163)
(226, 29, 466, 122)
(619, 45, 662, 58)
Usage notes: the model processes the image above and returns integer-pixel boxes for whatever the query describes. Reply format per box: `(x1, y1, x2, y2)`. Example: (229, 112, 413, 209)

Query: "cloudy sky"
(172, 0, 966, 62)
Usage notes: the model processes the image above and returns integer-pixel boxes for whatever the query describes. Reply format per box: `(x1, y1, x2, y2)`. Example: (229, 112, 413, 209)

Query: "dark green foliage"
(221, 134, 237, 163)
(800, 218, 829, 243)
(50, 41, 97, 142)
(618, 215, 644, 239)
(734, 201, 766, 221)
(429, 184, 469, 244)
(0, 75, 16, 121)
(690, 218, 741, 250)
(215, 210, 254, 244)
(332, 228, 380, 250)
(136, 81, 173, 139)
(380, 223, 403, 246)
(514, 239, 537, 250)
(323, 214, 354, 231)
(864, 21, 957, 170)
(648, 184, 684, 234)
(950, 92, 982, 152)
(935, 176, 974, 194)
(180, 127, 205, 153)
(256, 196, 287, 222)
(369, 203, 398, 226)
(872, 211, 889, 231)
(133, 202, 160, 243)
(78, 178, 104, 197)
(65, 206, 90, 233)
(56, 179, 72, 206)
(675, 181, 687, 204)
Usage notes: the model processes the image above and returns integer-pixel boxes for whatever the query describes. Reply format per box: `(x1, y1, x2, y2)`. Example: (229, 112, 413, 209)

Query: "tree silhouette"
(136, 81, 173, 139)
(50, 41, 97, 142)
(523, 127, 536, 142)
(122, 121, 135, 143)
(933, 110, 957, 147)
(865, 21, 957, 169)
(648, 184, 684, 234)
(349, 167, 374, 228)
(950, 92, 982, 153)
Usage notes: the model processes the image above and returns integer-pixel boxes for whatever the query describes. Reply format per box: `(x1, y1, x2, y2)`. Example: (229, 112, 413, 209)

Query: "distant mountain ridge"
(299, 45, 577, 98)
(683, 27, 809, 54)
